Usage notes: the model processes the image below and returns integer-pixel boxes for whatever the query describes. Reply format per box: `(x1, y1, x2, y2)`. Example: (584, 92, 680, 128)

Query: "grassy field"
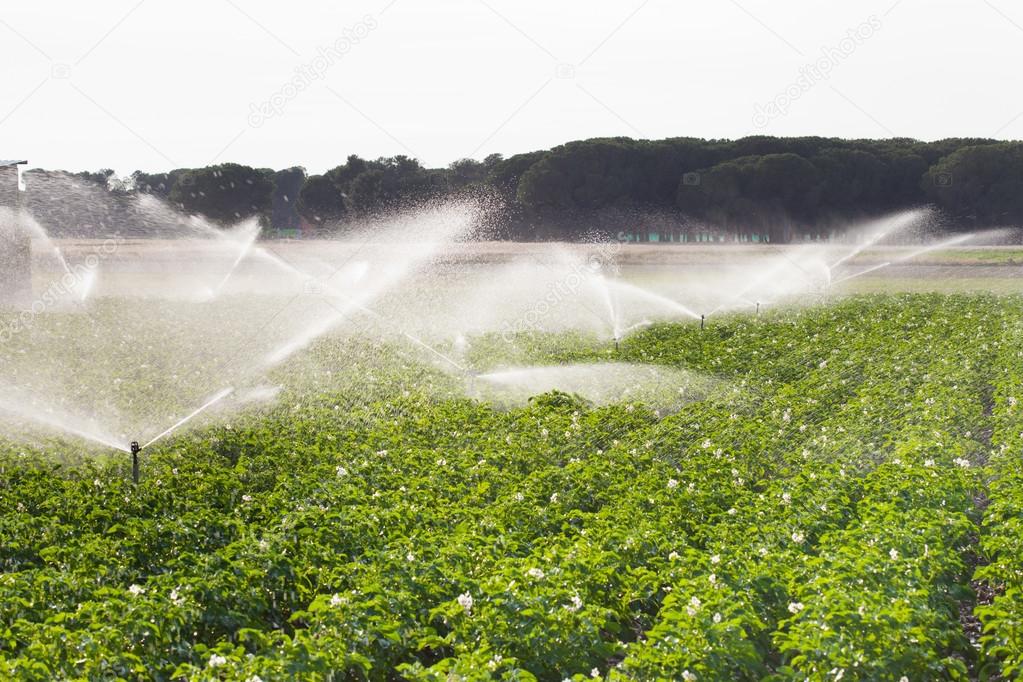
(1, 294, 1023, 680)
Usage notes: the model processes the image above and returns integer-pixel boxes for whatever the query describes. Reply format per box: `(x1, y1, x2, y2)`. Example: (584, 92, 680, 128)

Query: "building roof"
(0, 160, 27, 167)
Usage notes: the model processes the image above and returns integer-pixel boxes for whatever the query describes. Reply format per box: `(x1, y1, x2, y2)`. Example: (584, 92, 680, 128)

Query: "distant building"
(0, 160, 30, 305)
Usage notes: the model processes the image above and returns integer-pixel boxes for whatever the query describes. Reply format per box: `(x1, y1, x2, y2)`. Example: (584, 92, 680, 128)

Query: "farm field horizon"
(31, 239, 1023, 302)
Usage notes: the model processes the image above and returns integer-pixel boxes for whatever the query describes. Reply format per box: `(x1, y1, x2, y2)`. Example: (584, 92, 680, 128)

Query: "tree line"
(28, 136, 1023, 241)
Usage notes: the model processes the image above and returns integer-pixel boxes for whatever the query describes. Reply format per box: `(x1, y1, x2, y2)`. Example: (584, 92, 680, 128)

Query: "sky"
(1, 0, 1021, 176)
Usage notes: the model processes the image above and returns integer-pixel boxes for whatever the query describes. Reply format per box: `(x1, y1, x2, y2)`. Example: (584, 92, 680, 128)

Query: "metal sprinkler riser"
(130, 441, 141, 484)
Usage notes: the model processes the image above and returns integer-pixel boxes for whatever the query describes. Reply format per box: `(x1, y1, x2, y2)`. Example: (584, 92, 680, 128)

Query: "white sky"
(1, 0, 1021, 175)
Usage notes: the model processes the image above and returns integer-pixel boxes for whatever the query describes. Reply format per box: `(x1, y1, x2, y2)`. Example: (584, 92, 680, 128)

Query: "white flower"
(668, 551, 681, 561)
(565, 594, 583, 612)
(246, 676, 264, 682)
(954, 457, 970, 468)
(170, 587, 184, 606)
(242, 494, 252, 503)
(791, 531, 805, 543)
(527, 567, 545, 580)
(682, 671, 697, 681)
(710, 554, 720, 564)
(335, 465, 348, 477)
(686, 595, 701, 616)
(208, 654, 227, 668)
(591, 668, 600, 678)
(923, 459, 935, 467)
(899, 677, 908, 682)
(781, 492, 791, 505)
(436, 457, 447, 466)
(514, 492, 524, 502)
(889, 548, 899, 561)
(701, 439, 712, 449)
(667, 478, 679, 489)
(406, 551, 415, 562)
(128, 584, 145, 596)
(330, 593, 344, 607)
(713, 612, 722, 623)
(788, 602, 804, 614)
(727, 507, 737, 515)
(457, 592, 474, 614)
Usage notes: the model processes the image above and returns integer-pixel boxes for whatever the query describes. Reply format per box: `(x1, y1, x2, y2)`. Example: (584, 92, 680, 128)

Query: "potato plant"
(0, 294, 1020, 680)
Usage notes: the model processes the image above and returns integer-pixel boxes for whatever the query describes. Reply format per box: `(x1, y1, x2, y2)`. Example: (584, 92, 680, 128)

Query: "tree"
(132, 169, 185, 197)
(811, 149, 887, 214)
(297, 174, 345, 224)
(168, 163, 273, 224)
(678, 153, 822, 240)
(923, 143, 1023, 224)
(448, 158, 486, 186)
(272, 167, 306, 230)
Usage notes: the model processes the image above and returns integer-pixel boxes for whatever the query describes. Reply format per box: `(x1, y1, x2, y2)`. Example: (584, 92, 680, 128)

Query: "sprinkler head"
(130, 441, 141, 485)
(700, 314, 705, 330)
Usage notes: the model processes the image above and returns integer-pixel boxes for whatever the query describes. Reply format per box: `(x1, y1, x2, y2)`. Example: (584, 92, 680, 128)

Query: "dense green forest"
(26, 136, 1023, 241)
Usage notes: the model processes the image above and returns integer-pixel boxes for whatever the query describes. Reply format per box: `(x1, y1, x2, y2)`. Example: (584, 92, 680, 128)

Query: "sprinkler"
(700, 314, 705, 330)
(130, 441, 141, 484)
(614, 335, 620, 352)
(755, 301, 760, 316)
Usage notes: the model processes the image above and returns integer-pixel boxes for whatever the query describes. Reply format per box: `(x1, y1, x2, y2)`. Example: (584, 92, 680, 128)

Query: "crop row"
(0, 295, 1018, 680)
